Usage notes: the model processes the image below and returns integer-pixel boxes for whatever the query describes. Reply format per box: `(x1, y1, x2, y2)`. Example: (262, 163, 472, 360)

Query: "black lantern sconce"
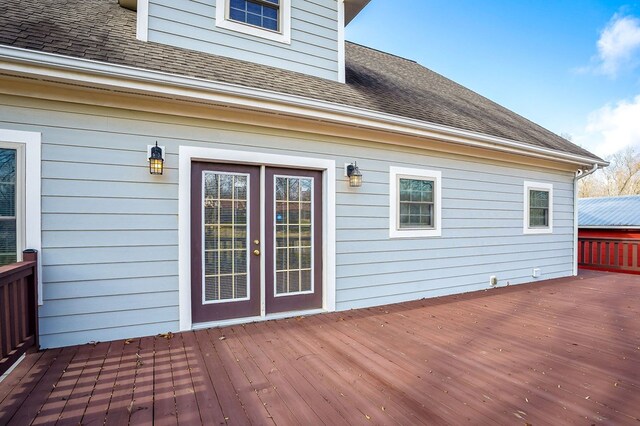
(345, 161, 363, 187)
(148, 142, 164, 175)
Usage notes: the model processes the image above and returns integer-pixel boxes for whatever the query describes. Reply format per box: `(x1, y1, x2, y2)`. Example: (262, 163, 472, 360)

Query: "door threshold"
(191, 308, 327, 331)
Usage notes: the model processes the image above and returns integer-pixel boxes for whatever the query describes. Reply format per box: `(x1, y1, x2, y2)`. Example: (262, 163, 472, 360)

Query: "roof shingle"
(0, 0, 602, 162)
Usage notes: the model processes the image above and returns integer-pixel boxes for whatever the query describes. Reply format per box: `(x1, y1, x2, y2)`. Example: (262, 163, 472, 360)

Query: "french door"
(191, 162, 323, 324)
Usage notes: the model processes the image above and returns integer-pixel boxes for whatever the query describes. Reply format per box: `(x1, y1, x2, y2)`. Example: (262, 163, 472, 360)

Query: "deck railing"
(578, 237, 640, 274)
(0, 250, 39, 377)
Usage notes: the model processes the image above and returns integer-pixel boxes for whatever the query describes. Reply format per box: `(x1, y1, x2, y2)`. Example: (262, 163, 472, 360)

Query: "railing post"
(22, 249, 39, 350)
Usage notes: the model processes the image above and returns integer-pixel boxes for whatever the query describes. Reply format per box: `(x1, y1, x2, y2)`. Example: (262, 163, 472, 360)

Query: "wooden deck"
(1, 270, 639, 425)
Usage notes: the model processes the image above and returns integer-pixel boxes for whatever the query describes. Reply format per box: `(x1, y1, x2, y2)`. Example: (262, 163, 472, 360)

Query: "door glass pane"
(0, 149, 17, 266)
(274, 176, 313, 295)
(202, 171, 249, 303)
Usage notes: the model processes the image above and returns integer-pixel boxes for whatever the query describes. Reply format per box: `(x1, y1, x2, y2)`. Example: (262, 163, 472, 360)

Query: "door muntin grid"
(273, 175, 314, 297)
(201, 171, 251, 304)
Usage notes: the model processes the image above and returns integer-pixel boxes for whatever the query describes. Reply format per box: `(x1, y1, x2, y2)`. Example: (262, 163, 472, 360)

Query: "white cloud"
(575, 94, 640, 157)
(589, 14, 640, 77)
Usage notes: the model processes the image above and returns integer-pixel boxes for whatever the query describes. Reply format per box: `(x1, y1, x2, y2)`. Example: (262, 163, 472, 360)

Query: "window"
(389, 167, 442, 238)
(523, 181, 553, 234)
(229, 0, 279, 31)
(0, 148, 17, 266)
(216, 0, 291, 44)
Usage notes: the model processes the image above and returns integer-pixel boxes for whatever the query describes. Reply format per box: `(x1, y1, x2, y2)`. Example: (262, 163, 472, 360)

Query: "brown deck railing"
(578, 237, 640, 274)
(0, 250, 39, 377)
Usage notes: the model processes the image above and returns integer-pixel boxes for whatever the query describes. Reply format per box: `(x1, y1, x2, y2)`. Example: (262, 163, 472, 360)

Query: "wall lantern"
(148, 142, 164, 175)
(345, 162, 363, 187)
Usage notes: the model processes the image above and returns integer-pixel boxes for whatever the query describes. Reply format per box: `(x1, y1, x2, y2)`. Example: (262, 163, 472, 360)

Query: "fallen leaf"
(365, 414, 371, 420)
(219, 336, 226, 341)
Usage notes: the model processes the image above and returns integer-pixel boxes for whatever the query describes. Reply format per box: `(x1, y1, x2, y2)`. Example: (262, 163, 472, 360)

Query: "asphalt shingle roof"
(0, 0, 602, 162)
(578, 196, 640, 227)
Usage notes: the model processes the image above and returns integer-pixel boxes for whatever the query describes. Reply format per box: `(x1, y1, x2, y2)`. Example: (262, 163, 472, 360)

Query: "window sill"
(216, 18, 290, 44)
(523, 227, 553, 235)
(389, 228, 442, 239)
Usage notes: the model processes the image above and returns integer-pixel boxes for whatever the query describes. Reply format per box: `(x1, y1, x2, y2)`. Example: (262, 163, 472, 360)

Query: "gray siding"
(147, 0, 340, 80)
(0, 94, 576, 348)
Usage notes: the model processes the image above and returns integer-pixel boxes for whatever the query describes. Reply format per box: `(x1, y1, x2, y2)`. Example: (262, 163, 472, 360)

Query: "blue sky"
(346, 1, 640, 158)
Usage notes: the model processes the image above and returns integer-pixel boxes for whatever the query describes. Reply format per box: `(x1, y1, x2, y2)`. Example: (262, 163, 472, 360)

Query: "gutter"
(573, 163, 601, 276)
(0, 45, 608, 168)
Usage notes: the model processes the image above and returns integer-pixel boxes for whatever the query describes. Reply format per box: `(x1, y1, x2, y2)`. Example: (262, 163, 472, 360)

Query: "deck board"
(1, 270, 639, 424)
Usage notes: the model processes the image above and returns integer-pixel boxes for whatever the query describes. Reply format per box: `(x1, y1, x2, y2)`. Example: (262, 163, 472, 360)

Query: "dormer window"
(229, 0, 279, 32)
(216, 0, 291, 44)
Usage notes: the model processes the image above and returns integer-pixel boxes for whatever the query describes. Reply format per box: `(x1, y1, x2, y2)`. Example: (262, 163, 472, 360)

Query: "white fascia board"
(0, 45, 607, 168)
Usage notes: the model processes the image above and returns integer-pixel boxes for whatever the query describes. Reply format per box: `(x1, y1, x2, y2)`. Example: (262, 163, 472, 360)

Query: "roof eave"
(0, 45, 606, 168)
(344, 0, 370, 25)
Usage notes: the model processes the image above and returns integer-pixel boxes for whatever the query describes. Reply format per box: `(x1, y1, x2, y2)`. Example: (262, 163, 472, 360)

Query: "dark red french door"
(191, 162, 322, 324)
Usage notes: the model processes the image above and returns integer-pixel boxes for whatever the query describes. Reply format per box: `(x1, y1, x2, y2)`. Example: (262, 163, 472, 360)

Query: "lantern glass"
(149, 157, 164, 175)
(148, 142, 164, 175)
(349, 173, 362, 187)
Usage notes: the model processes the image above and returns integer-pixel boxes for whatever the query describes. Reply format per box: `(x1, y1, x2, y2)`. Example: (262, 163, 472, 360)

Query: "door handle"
(253, 249, 261, 256)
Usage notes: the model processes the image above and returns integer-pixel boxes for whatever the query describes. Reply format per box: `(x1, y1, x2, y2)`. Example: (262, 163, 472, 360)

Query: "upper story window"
(216, 0, 291, 44)
(523, 181, 553, 234)
(389, 166, 442, 238)
(229, 0, 279, 31)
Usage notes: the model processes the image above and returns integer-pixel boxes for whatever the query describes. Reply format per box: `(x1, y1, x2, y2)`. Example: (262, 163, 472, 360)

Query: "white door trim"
(178, 146, 336, 331)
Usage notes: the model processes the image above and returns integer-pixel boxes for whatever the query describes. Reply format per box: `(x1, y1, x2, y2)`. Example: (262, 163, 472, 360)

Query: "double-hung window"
(229, 0, 279, 31)
(389, 167, 442, 238)
(216, 0, 291, 44)
(0, 147, 18, 266)
(523, 181, 553, 234)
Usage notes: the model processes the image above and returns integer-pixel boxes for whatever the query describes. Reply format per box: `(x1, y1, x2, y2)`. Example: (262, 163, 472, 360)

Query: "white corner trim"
(178, 146, 336, 331)
(0, 128, 42, 305)
(337, 0, 346, 83)
(0, 45, 607, 168)
(136, 0, 149, 42)
(215, 0, 291, 44)
(389, 166, 442, 239)
(523, 181, 553, 235)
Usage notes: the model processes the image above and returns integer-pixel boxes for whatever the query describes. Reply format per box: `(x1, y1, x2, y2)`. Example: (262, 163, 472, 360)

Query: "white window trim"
(0, 129, 42, 304)
(215, 0, 292, 44)
(178, 146, 335, 331)
(523, 181, 553, 235)
(389, 166, 442, 239)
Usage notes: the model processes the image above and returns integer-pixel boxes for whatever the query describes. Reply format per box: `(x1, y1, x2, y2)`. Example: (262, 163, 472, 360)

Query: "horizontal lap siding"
(0, 94, 575, 348)
(147, 0, 340, 80)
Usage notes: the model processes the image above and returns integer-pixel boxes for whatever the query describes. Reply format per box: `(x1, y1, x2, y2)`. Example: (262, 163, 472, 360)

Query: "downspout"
(573, 163, 599, 275)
